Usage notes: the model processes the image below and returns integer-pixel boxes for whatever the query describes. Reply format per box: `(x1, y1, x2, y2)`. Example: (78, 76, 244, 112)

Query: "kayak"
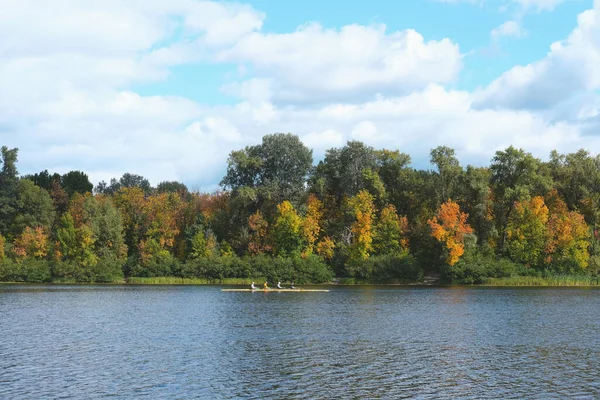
(221, 289, 329, 292)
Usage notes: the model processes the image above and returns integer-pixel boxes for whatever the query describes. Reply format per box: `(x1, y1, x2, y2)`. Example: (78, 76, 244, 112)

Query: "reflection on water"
(1, 285, 600, 399)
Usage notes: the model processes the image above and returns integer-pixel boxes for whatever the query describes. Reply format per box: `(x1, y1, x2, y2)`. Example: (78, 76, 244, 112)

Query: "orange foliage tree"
(428, 200, 473, 266)
(545, 191, 589, 270)
(13, 227, 49, 260)
(248, 211, 271, 255)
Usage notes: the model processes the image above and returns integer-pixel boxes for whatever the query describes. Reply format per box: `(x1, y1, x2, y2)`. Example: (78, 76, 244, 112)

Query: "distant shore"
(2, 274, 600, 287)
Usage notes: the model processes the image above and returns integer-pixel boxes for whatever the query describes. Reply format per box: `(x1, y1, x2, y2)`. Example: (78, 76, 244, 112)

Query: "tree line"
(1, 133, 599, 284)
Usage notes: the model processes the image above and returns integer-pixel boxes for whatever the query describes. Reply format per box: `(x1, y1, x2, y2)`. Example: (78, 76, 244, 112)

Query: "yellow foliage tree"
(302, 194, 323, 255)
(13, 227, 49, 260)
(348, 190, 376, 261)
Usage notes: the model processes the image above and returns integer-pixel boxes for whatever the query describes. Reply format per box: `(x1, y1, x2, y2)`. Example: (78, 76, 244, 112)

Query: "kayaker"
(263, 281, 269, 289)
(290, 282, 295, 289)
(277, 281, 282, 289)
(251, 282, 256, 289)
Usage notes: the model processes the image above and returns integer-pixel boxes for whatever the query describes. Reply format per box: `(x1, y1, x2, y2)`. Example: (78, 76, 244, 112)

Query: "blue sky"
(1, 0, 599, 191)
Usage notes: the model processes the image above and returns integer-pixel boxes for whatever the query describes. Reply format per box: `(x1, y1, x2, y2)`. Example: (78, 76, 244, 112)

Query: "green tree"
(373, 204, 409, 255)
(61, 171, 93, 197)
(0, 146, 19, 237)
(12, 179, 55, 237)
(156, 181, 189, 195)
(430, 146, 463, 205)
(490, 146, 553, 250)
(222, 133, 313, 207)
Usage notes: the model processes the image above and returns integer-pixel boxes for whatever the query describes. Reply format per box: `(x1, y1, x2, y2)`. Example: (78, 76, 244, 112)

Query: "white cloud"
(217, 24, 462, 103)
(474, 1, 600, 110)
(2, 0, 600, 192)
(491, 20, 527, 39)
(512, 0, 565, 12)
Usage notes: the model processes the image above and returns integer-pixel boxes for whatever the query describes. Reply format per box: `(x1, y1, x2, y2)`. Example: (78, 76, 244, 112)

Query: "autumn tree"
(505, 196, 549, 268)
(347, 190, 376, 261)
(545, 191, 589, 271)
(13, 227, 49, 260)
(302, 194, 323, 256)
(55, 213, 98, 269)
(428, 200, 473, 266)
(247, 211, 271, 255)
(272, 201, 304, 257)
(373, 204, 409, 255)
(316, 236, 335, 260)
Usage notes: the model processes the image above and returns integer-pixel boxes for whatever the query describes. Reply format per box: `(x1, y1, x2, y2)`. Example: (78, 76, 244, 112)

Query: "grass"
(126, 277, 266, 285)
(482, 275, 600, 286)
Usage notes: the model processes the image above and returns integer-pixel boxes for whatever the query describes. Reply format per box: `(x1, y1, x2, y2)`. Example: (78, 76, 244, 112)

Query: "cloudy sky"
(1, 0, 599, 191)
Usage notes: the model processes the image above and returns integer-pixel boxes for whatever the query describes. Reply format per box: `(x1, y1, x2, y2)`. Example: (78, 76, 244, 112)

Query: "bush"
(128, 253, 180, 278)
(0, 259, 51, 283)
(445, 252, 521, 284)
(91, 255, 125, 282)
(346, 252, 423, 283)
(180, 254, 333, 284)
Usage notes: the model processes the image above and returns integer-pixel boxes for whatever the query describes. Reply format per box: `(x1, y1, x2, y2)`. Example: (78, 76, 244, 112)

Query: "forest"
(1, 133, 599, 285)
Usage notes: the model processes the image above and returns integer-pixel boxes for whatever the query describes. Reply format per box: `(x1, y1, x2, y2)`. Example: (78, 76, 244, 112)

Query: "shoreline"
(2, 277, 600, 288)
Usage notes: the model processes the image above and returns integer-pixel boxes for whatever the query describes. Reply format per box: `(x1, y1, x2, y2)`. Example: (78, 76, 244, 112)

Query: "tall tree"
(156, 181, 189, 195)
(490, 146, 553, 250)
(545, 190, 590, 272)
(505, 196, 549, 268)
(61, 171, 93, 197)
(430, 146, 462, 205)
(373, 204, 409, 255)
(0, 146, 19, 236)
(347, 190, 376, 262)
(11, 179, 55, 237)
(272, 201, 304, 257)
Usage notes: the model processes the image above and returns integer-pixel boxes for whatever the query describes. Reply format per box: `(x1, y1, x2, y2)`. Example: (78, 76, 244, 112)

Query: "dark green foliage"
(61, 171, 93, 197)
(346, 252, 422, 283)
(444, 249, 521, 284)
(222, 133, 313, 207)
(0, 259, 51, 283)
(156, 181, 189, 195)
(91, 255, 125, 282)
(180, 254, 333, 284)
(24, 170, 61, 191)
(95, 173, 152, 195)
(128, 253, 179, 278)
(0, 146, 19, 237)
(12, 179, 55, 236)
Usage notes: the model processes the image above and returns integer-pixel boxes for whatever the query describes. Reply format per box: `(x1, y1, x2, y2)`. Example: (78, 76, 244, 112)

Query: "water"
(1, 285, 599, 399)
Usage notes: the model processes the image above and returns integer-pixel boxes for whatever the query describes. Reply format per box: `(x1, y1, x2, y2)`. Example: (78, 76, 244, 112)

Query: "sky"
(1, 0, 599, 191)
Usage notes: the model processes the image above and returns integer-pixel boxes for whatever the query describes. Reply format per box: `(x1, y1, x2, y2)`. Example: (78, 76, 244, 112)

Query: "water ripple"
(1, 285, 600, 398)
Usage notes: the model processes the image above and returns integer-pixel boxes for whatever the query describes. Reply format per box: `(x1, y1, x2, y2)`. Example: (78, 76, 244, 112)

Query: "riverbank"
(481, 275, 600, 286)
(3, 275, 600, 287)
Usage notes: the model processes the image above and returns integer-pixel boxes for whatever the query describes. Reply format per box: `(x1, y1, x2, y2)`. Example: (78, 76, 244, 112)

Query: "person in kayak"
(290, 282, 295, 289)
(251, 282, 256, 289)
(263, 281, 269, 289)
(277, 281, 282, 289)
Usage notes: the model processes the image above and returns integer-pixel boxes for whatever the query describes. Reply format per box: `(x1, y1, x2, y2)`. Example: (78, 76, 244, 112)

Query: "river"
(1, 285, 599, 399)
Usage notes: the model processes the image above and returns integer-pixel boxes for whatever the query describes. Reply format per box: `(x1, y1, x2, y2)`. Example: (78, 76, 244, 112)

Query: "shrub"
(346, 252, 423, 283)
